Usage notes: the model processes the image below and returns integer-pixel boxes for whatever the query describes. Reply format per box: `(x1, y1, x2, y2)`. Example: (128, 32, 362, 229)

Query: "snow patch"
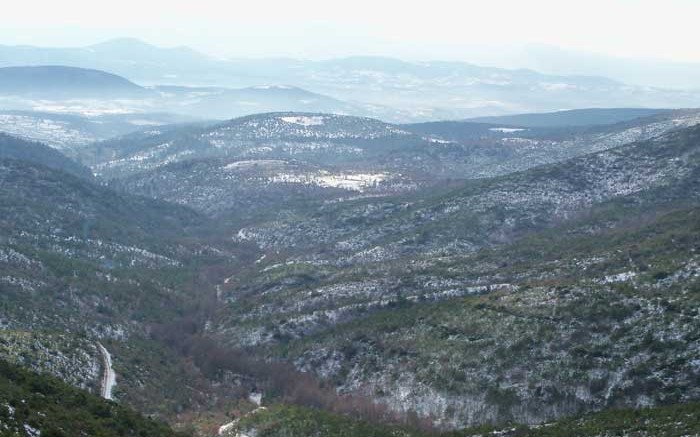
(271, 171, 388, 192)
(489, 127, 526, 133)
(223, 160, 286, 170)
(24, 424, 40, 437)
(279, 115, 325, 126)
(600, 271, 637, 284)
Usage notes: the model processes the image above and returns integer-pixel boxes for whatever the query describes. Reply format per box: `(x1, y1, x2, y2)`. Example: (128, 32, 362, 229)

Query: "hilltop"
(0, 66, 150, 98)
(0, 133, 92, 178)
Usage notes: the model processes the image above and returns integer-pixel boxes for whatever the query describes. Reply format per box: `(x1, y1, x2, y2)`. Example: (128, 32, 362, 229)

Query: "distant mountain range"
(1, 39, 699, 120)
(465, 108, 672, 128)
(0, 38, 217, 85)
(0, 64, 405, 121)
(150, 84, 399, 120)
(496, 44, 700, 90)
(0, 65, 150, 98)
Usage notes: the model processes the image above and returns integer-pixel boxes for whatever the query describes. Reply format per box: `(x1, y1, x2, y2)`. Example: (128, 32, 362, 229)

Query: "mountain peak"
(88, 38, 211, 60)
(89, 37, 157, 50)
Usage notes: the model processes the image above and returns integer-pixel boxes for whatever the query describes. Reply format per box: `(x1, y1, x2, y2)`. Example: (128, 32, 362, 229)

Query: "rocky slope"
(208, 123, 700, 427)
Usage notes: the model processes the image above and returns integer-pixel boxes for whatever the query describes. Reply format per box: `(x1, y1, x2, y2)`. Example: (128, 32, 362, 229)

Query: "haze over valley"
(1, 2, 700, 436)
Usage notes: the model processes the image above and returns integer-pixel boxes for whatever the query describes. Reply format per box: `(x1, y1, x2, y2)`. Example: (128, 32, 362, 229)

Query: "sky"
(2, 0, 700, 64)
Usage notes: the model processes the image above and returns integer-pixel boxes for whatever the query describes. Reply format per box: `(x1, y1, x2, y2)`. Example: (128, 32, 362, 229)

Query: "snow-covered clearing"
(279, 115, 326, 126)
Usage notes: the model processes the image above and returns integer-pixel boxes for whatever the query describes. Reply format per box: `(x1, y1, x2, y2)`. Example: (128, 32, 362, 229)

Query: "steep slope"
(0, 133, 92, 178)
(232, 122, 700, 258)
(402, 109, 700, 178)
(6, 352, 695, 437)
(210, 124, 700, 427)
(0, 157, 251, 424)
(0, 156, 206, 346)
(0, 359, 184, 437)
(0, 66, 150, 98)
(0, 158, 202, 248)
(273, 222, 700, 426)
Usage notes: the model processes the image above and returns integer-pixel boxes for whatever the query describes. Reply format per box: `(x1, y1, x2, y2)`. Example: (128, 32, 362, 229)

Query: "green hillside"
(0, 360, 185, 437)
(226, 402, 700, 437)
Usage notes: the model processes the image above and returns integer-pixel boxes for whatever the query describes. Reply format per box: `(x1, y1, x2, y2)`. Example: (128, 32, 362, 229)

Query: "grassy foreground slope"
(0, 360, 184, 437)
(228, 402, 700, 437)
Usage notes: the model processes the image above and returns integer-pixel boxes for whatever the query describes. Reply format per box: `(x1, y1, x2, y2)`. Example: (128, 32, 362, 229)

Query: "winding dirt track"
(97, 343, 116, 400)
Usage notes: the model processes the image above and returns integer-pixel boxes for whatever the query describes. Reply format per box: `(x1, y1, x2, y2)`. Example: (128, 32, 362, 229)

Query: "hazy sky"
(3, 0, 700, 64)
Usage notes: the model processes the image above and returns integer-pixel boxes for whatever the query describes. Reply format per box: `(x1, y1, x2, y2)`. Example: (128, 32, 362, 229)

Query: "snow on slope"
(279, 115, 326, 126)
